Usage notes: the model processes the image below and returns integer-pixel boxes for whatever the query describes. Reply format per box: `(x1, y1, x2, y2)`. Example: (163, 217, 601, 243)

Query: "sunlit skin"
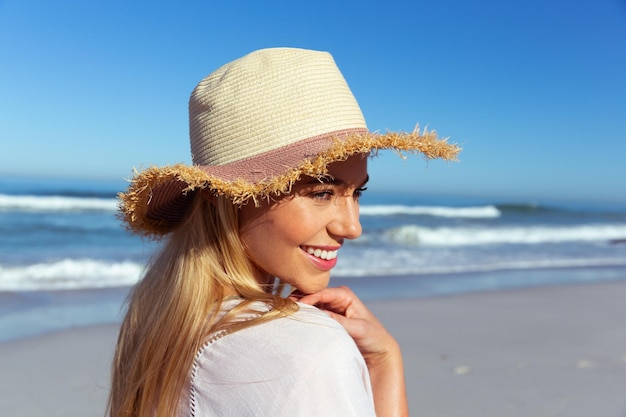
(238, 153, 409, 417)
(239, 154, 369, 294)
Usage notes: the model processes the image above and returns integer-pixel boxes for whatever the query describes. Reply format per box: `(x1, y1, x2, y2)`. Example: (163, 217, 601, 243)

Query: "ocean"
(1, 176, 625, 342)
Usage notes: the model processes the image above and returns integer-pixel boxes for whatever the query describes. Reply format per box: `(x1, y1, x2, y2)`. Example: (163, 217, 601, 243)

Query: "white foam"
(3, 253, 625, 291)
(0, 194, 117, 212)
(360, 204, 501, 218)
(0, 259, 144, 291)
(384, 224, 626, 246)
(333, 251, 626, 277)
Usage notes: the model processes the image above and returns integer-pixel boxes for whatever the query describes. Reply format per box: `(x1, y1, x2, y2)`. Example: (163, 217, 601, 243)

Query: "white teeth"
(305, 247, 338, 260)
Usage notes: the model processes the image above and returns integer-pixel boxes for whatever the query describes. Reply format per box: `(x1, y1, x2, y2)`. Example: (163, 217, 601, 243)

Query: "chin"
(297, 279, 331, 295)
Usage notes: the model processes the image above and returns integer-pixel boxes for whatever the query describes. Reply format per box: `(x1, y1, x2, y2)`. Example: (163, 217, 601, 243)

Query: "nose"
(328, 195, 362, 240)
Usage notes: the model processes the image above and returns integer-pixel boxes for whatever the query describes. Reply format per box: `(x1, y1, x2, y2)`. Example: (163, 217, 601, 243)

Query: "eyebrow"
(304, 174, 369, 187)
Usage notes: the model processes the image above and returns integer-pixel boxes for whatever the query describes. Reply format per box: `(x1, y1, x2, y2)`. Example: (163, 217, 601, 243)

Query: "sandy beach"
(1, 280, 625, 417)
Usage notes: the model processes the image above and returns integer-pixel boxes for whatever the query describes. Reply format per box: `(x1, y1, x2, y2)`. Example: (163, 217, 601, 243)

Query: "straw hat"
(119, 47, 460, 237)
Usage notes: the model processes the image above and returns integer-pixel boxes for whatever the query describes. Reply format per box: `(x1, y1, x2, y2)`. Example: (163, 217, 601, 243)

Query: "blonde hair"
(108, 193, 297, 417)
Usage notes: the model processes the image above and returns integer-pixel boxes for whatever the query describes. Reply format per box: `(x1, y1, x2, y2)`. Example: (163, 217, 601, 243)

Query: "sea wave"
(333, 255, 626, 277)
(383, 224, 626, 246)
(0, 194, 118, 212)
(0, 194, 503, 218)
(2, 255, 625, 291)
(0, 259, 143, 291)
(360, 204, 501, 218)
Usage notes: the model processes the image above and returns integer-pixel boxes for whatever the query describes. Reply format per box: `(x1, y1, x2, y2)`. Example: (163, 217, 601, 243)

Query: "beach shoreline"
(1, 279, 626, 417)
(2, 264, 626, 343)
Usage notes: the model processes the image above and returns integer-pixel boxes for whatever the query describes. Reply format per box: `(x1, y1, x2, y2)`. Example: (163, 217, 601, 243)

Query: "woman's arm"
(298, 287, 409, 417)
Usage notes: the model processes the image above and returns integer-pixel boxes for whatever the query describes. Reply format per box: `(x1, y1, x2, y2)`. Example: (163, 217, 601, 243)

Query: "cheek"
(250, 217, 297, 251)
(240, 220, 272, 261)
(239, 198, 321, 263)
(240, 214, 291, 268)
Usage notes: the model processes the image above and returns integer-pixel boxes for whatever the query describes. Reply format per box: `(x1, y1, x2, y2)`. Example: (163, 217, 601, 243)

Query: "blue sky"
(1, 0, 625, 205)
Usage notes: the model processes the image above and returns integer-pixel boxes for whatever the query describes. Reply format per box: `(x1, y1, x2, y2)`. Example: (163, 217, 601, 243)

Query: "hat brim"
(118, 129, 460, 237)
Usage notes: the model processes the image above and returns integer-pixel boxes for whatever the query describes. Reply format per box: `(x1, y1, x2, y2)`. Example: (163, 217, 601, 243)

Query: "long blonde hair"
(108, 193, 297, 417)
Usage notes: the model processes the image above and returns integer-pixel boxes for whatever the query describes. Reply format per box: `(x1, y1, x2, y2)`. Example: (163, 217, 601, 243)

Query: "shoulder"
(184, 301, 375, 416)
(204, 301, 359, 366)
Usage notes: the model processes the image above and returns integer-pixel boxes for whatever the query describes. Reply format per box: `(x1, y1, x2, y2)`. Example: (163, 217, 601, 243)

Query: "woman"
(110, 47, 460, 417)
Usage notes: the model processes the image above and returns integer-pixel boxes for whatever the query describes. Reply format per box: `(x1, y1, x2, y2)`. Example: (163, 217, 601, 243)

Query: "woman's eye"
(308, 186, 367, 201)
(354, 187, 368, 200)
(311, 190, 334, 200)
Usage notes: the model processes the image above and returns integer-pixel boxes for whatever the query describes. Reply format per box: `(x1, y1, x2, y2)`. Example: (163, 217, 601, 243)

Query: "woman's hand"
(297, 286, 393, 365)
(298, 286, 409, 417)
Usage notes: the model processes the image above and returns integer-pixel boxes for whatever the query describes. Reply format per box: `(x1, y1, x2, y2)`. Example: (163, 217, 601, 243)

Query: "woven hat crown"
(189, 48, 367, 167)
(119, 47, 461, 237)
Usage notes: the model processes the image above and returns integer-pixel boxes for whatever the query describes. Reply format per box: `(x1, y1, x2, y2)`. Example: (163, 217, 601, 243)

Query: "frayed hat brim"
(119, 129, 460, 237)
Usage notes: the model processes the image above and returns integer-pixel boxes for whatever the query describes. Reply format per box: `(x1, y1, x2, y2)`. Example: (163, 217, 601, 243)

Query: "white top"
(177, 300, 376, 417)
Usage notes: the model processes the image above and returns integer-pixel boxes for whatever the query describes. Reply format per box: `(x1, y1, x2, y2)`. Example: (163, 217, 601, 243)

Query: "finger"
(297, 292, 323, 306)
(312, 296, 352, 316)
(288, 289, 306, 302)
(315, 286, 355, 307)
(297, 287, 346, 306)
(301, 287, 372, 320)
(321, 309, 373, 342)
(321, 309, 357, 333)
(322, 309, 344, 323)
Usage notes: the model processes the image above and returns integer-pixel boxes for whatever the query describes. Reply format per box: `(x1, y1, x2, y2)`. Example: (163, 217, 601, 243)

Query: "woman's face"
(239, 154, 368, 294)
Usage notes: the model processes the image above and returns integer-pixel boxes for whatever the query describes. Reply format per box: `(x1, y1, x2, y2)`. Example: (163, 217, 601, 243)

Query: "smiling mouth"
(301, 246, 338, 261)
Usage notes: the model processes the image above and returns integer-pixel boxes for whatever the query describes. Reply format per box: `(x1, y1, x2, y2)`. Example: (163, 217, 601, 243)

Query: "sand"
(1, 281, 625, 417)
(370, 281, 626, 416)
